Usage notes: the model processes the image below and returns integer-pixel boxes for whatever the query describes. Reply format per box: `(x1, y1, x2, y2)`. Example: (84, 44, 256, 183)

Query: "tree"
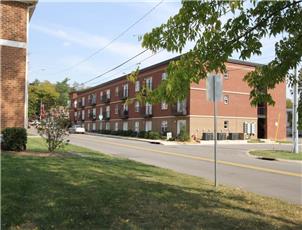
(37, 107, 69, 152)
(55, 77, 70, 107)
(286, 99, 293, 109)
(28, 81, 59, 119)
(140, 1, 302, 105)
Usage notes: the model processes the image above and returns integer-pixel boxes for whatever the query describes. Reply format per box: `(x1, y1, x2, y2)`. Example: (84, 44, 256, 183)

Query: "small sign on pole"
(206, 74, 223, 187)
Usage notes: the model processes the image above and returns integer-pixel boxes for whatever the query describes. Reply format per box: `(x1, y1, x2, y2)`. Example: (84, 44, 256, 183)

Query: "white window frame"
(123, 84, 128, 97)
(134, 121, 140, 132)
(106, 105, 110, 117)
(115, 104, 119, 114)
(74, 100, 77, 108)
(106, 89, 111, 99)
(135, 80, 140, 92)
(123, 121, 128, 131)
(115, 122, 119, 131)
(82, 110, 85, 120)
(135, 101, 140, 112)
(105, 122, 110, 130)
(146, 77, 152, 90)
(92, 108, 96, 118)
(161, 120, 168, 133)
(146, 102, 152, 115)
(161, 101, 168, 110)
(92, 122, 96, 131)
(145, 121, 152, 132)
(82, 97, 85, 106)
(177, 99, 187, 112)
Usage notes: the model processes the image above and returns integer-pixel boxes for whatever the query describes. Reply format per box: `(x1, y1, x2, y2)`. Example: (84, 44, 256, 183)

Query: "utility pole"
(292, 66, 299, 153)
(213, 76, 217, 187)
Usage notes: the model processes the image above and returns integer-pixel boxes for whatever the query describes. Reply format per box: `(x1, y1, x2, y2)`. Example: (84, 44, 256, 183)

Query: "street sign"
(206, 75, 223, 102)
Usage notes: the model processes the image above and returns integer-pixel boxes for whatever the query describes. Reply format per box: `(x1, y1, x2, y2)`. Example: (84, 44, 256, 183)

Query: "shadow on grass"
(2, 154, 302, 230)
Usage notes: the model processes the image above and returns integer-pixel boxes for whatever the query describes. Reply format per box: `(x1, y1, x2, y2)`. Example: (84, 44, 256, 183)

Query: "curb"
(246, 150, 302, 164)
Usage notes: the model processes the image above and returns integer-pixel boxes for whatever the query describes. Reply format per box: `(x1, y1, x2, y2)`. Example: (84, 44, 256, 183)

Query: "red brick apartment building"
(69, 57, 286, 140)
(0, 0, 37, 130)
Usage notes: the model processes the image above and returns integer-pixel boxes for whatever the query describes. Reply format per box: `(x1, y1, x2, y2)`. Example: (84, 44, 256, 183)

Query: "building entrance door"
(257, 118, 266, 138)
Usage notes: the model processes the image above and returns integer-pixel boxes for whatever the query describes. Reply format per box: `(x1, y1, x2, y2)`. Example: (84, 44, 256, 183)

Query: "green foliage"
(286, 99, 293, 109)
(141, 1, 302, 105)
(37, 108, 69, 152)
(146, 131, 161, 140)
(1, 128, 27, 151)
(177, 127, 190, 142)
(55, 78, 70, 107)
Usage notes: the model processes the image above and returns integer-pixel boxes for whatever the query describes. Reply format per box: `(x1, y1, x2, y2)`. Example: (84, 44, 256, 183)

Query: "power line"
(87, 49, 163, 86)
(46, 0, 164, 76)
(82, 49, 149, 85)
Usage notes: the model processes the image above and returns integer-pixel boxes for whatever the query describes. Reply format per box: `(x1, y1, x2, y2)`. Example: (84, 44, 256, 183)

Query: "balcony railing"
(102, 95, 111, 103)
(102, 112, 110, 120)
(119, 109, 129, 119)
(119, 91, 128, 100)
(141, 106, 153, 118)
(172, 105, 187, 116)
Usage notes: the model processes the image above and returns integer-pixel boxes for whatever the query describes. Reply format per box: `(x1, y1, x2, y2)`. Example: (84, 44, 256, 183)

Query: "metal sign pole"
(213, 76, 217, 187)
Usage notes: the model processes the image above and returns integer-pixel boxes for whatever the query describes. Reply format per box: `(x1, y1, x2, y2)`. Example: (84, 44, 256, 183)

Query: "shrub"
(177, 127, 190, 142)
(147, 131, 161, 140)
(37, 108, 69, 152)
(138, 131, 146, 138)
(1, 127, 27, 151)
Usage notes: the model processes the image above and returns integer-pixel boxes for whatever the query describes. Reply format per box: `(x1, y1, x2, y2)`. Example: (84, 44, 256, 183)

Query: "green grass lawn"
(2, 138, 302, 229)
(250, 150, 302, 161)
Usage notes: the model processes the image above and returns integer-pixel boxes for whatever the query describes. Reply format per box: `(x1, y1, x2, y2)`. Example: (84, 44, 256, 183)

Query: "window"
(82, 110, 85, 120)
(123, 103, 128, 111)
(123, 84, 128, 97)
(123, 121, 128, 131)
(115, 104, 119, 114)
(92, 123, 96, 131)
(100, 91, 103, 98)
(146, 77, 152, 90)
(162, 72, 167, 80)
(106, 89, 111, 99)
(223, 71, 229, 79)
(73, 100, 77, 108)
(99, 121, 103, 130)
(87, 123, 90, 131)
(115, 87, 119, 96)
(146, 102, 152, 115)
(100, 107, 103, 117)
(88, 109, 90, 118)
(177, 99, 187, 113)
(145, 121, 152, 131)
(82, 97, 85, 106)
(161, 101, 168, 110)
(224, 121, 229, 129)
(105, 122, 110, 130)
(161, 120, 168, 133)
(223, 95, 229, 104)
(135, 101, 140, 112)
(134, 121, 140, 132)
(92, 108, 96, 118)
(135, 81, 140, 92)
(106, 105, 110, 117)
(115, 122, 119, 131)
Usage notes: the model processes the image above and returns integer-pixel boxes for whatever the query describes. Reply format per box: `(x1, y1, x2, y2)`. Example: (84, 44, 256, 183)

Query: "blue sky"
(29, 0, 289, 96)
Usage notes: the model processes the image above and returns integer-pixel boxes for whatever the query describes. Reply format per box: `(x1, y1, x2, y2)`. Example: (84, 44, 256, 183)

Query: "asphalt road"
(69, 134, 302, 204)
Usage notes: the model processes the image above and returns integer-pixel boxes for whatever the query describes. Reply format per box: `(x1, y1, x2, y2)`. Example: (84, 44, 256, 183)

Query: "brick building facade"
(69, 57, 286, 140)
(0, 1, 37, 130)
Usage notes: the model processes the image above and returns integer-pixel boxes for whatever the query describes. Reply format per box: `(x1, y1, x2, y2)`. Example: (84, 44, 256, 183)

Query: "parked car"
(69, 125, 85, 134)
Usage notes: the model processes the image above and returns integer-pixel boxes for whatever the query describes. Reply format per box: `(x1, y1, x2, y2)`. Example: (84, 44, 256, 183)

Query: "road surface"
(68, 134, 302, 204)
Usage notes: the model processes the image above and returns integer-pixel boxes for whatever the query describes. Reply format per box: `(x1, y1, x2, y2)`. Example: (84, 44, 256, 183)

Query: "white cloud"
(31, 24, 142, 57)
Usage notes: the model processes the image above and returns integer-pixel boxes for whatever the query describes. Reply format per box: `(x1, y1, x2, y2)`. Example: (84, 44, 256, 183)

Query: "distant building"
(0, 0, 37, 130)
(69, 57, 286, 140)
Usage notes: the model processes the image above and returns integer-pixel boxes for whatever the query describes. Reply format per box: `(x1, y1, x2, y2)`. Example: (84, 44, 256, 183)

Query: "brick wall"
(0, 1, 29, 130)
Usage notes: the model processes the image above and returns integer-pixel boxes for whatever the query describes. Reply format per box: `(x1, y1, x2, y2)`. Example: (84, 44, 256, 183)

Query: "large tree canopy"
(141, 0, 302, 105)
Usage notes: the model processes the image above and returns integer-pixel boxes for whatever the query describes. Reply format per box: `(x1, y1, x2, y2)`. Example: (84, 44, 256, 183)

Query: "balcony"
(78, 101, 84, 108)
(257, 106, 266, 117)
(89, 113, 97, 120)
(102, 95, 111, 104)
(119, 91, 128, 100)
(141, 107, 153, 118)
(172, 105, 187, 116)
(119, 109, 129, 119)
(102, 112, 110, 120)
(89, 99, 97, 106)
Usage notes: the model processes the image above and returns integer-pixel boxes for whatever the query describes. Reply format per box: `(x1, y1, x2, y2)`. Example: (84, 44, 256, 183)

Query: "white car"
(69, 125, 85, 134)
